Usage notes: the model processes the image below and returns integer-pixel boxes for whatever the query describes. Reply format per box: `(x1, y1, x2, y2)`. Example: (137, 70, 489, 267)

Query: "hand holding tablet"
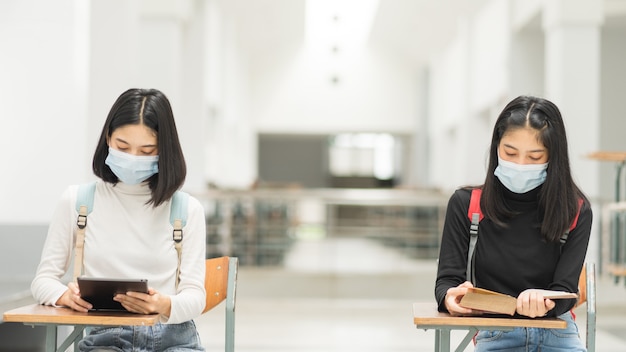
(77, 277, 149, 312)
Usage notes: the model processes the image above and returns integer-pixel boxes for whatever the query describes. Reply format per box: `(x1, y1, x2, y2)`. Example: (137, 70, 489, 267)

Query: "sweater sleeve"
(434, 189, 472, 312)
(31, 186, 77, 307)
(548, 201, 593, 317)
(163, 195, 207, 324)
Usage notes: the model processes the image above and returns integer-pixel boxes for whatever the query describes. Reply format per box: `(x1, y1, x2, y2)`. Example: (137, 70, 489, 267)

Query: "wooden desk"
(587, 151, 626, 163)
(412, 303, 566, 352)
(3, 304, 159, 352)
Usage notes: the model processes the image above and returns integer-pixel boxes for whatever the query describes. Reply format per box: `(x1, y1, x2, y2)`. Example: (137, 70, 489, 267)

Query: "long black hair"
(481, 95, 587, 242)
(92, 88, 186, 206)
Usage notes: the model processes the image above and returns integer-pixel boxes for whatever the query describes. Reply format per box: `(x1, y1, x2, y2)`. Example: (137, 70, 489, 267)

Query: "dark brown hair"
(481, 95, 587, 242)
(92, 88, 186, 206)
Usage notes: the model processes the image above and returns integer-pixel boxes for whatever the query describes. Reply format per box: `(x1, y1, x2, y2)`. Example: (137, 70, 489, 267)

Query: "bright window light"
(329, 133, 396, 180)
(373, 133, 395, 180)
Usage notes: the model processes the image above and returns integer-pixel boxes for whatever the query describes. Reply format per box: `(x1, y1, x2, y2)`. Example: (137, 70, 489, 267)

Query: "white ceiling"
(227, 0, 488, 68)
(226, 0, 626, 69)
(368, 0, 489, 66)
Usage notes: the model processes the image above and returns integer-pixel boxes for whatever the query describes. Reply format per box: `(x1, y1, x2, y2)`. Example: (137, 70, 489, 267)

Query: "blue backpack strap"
(73, 182, 97, 281)
(170, 191, 189, 232)
(466, 188, 483, 284)
(72, 184, 190, 287)
(75, 182, 97, 226)
(170, 191, 189, 290)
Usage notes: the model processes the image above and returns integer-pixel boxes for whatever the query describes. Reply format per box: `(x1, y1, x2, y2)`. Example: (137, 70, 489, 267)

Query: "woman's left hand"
(516, 289, 556, 318)
(114, 287, 171, 317)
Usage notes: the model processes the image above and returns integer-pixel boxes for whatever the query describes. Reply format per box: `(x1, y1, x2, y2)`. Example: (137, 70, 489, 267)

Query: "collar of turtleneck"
(497, 178, 542, 210)
(108, 180, 152, 195)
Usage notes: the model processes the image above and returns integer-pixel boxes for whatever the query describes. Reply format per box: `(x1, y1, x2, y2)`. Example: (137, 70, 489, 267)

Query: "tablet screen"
(77, 277, 149, 311)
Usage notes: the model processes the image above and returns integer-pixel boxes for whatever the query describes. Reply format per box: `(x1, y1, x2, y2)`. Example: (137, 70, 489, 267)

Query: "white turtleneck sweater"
(31, 180, 207, 324)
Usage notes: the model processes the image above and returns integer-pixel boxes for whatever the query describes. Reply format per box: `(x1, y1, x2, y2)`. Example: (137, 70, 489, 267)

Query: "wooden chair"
(578, 262, 597, 352)
(203, 256, 239, 352)
(413, 262, 596, 352)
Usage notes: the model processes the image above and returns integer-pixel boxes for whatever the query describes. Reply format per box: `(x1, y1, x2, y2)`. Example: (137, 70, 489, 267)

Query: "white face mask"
(494, 155, 548, 193)
(105, 147, 159, 185)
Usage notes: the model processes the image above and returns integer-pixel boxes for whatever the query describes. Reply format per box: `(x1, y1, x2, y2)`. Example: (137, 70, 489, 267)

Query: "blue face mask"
(105, 147, 159, 185)
(494, 155, 548, 193)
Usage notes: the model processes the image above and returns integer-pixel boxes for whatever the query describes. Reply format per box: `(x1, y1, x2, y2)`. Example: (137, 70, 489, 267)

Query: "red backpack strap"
(467, 188, 484, 223)
(569, 198, 584, 232)
(560, 198, 584, 248)
(466, 188, 483, 284)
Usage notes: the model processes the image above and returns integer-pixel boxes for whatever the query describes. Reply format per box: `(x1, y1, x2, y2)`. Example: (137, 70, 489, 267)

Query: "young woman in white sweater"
(31, 88, 207, 351)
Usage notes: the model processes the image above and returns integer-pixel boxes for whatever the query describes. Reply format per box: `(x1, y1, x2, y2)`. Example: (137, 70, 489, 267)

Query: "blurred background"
(2, 0, 626, 351)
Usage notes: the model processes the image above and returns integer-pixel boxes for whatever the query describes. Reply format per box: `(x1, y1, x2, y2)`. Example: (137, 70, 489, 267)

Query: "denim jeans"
(475, 311, 586, 352)
(78, 320, 204, 352)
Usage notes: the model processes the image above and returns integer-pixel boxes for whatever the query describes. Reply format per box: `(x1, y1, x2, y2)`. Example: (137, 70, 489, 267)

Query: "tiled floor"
(196, 237, 626, 351)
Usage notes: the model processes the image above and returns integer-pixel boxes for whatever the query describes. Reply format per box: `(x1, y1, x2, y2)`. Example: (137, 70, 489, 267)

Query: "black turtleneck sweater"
(435, 185, 592, 318)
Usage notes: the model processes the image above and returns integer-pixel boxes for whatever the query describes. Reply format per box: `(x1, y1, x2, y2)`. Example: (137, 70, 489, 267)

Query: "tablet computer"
(77, 277, 149, 311)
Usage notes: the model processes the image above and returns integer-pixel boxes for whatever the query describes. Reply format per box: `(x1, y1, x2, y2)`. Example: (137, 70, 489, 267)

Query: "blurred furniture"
(602, 201, 626, 282)
(413, 262, 596, 352)
(324, 189, 445, 259)
(588, 151, 626, 281)
(198, 188, 447, 265)
(204, 193, 298, 266)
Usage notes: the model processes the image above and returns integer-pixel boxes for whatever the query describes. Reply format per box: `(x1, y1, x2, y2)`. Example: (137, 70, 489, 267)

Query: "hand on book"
(516, 289, 557, 318)
(459, 287, 577, 316)
(444, 281, 486, 316)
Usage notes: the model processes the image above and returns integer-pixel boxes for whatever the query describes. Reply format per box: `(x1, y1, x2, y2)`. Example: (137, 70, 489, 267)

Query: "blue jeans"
(475, 312, 586, 352)
(78, 320, 204, 352)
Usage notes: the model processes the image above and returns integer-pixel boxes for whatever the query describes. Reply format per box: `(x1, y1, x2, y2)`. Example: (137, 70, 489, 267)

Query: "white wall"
(1, 0, 622, 222)
(0, 0, 212, 222)
(134, 0, 213, 193)
(510, 25, 544, 97)
(0, 0, 89, 223)
(203, 0, 256, 189)
(464, 0, 511, 185)
(426, 0, 608, 200)
(428, 25, 470, 191)
(469, 0, 510, 112)
(251, 44, 419, 134)
(507, 1, 545, 101)
(427, 1, 511, 192)
(87, 0, 141, 170)
(600, 27, 626, 202)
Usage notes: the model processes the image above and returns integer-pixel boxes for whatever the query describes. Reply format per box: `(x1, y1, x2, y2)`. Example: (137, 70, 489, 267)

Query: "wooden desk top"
(605, 264, 626, 277)
(586, 151, 626, 162)
(413, 302, 567, 329)
(3, 304, 159, 326)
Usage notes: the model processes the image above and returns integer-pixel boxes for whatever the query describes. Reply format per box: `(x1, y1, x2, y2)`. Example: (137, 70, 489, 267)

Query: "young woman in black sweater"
(435, 95, 592, 351)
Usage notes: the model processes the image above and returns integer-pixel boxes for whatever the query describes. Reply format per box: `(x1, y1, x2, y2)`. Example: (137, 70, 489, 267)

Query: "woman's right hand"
(55, 282, 93, 312)
(444, 281, 481, 316)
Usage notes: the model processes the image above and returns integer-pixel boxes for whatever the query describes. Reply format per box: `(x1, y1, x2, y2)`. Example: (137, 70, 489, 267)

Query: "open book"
(459, 287, 578, 315)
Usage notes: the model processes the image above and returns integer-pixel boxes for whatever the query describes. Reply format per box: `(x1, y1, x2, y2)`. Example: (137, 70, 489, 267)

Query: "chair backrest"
(204, 256, 229, 313)
(203, 256, 239, 352)
(578, 262, 596, 352)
